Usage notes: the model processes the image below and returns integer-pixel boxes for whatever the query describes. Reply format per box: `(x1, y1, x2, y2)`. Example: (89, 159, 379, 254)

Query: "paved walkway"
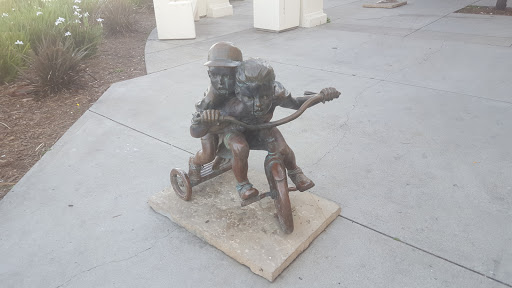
(1, 0, 511, 287)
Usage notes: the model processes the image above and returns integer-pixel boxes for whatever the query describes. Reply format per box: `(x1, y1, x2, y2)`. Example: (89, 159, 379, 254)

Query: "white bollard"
(206, 0, 233, 18)
(300, 0, 327, 28)
(253, 0, 300, 32)
(192, 0, 200, 21)
(153, 0, 196, 39)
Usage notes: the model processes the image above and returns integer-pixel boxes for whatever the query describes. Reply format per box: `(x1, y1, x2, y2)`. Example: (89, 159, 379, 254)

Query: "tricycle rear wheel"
(170, 168, 192, 201)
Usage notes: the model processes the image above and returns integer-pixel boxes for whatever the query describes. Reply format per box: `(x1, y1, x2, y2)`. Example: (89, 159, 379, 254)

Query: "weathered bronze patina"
(171, 42, 340, 233)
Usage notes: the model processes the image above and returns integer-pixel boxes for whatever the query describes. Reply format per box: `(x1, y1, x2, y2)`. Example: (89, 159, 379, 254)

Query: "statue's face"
(236, 82, 274, 116)
(208, 67, 237, 94)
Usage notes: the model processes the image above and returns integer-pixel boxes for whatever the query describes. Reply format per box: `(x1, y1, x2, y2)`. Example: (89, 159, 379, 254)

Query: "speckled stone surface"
(148, 172, 340, 282)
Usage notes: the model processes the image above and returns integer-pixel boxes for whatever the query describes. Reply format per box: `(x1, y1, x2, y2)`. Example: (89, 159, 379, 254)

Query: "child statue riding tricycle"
(171, 42, 340, 234)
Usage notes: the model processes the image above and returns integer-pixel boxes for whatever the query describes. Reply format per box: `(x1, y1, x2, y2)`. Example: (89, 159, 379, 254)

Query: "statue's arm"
(278, 84, 341, 110)
(195, 87, 214, 112)
(191, 88, 216, 137)
(276, 82, 313, 110)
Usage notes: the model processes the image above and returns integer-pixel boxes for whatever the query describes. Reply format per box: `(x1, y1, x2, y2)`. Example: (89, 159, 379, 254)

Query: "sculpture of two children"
(188, 42, 340, 201)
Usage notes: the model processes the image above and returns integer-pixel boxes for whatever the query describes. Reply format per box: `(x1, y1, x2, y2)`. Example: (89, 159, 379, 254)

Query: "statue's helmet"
(204, 42, 243, 67)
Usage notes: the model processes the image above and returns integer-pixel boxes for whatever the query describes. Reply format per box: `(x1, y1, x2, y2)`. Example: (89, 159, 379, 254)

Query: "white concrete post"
(300, 0, 327, 28)
(152, 0, 196, 39)
(253, 0, 300, 32)
(206, 0, 233, 18)
(197, 0, 207, 17)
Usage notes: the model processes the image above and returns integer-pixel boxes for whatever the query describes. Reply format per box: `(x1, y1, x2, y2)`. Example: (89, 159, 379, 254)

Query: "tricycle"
(170, 92, 337, 234)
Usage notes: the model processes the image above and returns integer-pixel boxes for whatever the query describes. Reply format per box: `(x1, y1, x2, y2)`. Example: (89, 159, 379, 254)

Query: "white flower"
(96, 18, 104, 22)
(73, 5, 79, 9)
(36, 11, 43, 16)
(74, 11, 80, 16)
(55, 16, 65, 25)
(75, 19, 81, 23)
(84, 12, 89, 17)
(64, 31, 71, 36)
(74, 0, 81, 3)
(14, 40, 24, 45)
(2, 13, 8, 17)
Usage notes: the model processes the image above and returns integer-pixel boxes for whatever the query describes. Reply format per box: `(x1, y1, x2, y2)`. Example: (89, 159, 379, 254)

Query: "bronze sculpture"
(188, 42, 242, 184)
(171, 43, 340, 233)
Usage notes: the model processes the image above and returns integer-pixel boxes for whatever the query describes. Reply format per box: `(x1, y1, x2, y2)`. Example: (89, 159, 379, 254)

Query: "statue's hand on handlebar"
(191, 110, 221, 125)
(319, 87, 341, 103)
(201, 109, 222, 125)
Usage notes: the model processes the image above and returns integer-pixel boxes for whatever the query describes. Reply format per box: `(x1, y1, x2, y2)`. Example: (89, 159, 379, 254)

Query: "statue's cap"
(204, 42, 242, 67)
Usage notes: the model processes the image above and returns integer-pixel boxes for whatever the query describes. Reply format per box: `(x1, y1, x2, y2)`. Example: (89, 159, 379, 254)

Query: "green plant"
(128, 0, 153, 9)
(31, 37, 88, 94)
(0, 32, 31, 83)
(99, 0, 136, 35)
(1, 0, 103, 83)
(23, 0, 103, 57)
(1, 4, 29, 83)
(67, 18, 103, 57)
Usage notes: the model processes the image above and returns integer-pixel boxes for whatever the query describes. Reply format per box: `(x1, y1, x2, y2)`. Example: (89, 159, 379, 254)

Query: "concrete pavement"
(1, 0, 511, 287)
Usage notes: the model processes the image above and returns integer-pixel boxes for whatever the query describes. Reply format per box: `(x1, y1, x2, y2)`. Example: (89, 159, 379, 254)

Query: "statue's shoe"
(188, 157, 202, 182)
(288, 168, 315, 192)
(237, 182, 259, 200)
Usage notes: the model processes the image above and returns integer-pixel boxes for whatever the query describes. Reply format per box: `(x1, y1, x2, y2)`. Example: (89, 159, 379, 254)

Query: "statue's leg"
(225, 132, 259, 200)
(268, 128, 315, 192)
(189, 134, 218, 181)
(267, 128, 297, 170)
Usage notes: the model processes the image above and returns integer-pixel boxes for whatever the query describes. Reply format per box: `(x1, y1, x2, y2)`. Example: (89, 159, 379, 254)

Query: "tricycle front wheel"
(268, 161, 294, 234)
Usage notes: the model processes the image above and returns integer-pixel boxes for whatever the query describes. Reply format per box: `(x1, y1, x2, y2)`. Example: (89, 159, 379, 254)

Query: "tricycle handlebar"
(194, 92, 339, 130)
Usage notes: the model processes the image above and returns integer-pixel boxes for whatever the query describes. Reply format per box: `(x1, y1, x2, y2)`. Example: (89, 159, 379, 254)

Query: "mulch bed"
(0, 7, 156, 200)
(456, 5, 512, 16)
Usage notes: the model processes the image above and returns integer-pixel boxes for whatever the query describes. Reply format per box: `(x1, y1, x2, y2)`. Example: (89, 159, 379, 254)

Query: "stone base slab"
(363, 1, 407, 8)
(148, 172, 340, 282)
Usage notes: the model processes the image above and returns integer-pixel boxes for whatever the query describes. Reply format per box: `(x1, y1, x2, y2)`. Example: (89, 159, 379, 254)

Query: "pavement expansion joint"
(88, 110, 194, 155)
(340, 215, 512, 288)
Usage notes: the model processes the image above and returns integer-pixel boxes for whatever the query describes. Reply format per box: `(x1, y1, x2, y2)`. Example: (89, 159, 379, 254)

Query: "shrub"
(99, 0, 136, 35)
(31, 37, 88, 94)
